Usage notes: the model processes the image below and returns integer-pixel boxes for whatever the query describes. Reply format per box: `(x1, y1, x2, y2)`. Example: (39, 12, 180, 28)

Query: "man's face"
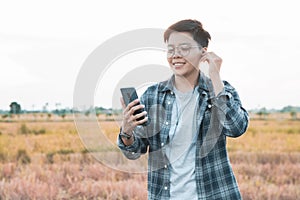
(167, 32, 202, 78)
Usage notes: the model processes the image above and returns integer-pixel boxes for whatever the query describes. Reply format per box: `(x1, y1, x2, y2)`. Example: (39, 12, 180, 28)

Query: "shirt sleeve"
(211, 81, 249, 137)
(117, 133, 142, 160)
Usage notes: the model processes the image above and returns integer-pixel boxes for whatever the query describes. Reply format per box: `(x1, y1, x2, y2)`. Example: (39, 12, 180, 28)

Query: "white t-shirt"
(165, 86, 199, 200)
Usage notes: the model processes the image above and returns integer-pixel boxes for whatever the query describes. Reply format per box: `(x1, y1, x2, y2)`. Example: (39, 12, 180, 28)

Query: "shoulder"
(223, 80, 235, 91)
(222, 80, 241, 100)
(143, 83, 159, 95)
(142, 78, 171, 95)
(140, 78, 171, 103)
(140, 83, 159, 102)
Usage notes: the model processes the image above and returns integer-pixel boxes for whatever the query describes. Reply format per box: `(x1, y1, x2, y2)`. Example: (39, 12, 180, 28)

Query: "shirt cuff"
(212, 88, 233, 113)
(117, 133, 139, 153)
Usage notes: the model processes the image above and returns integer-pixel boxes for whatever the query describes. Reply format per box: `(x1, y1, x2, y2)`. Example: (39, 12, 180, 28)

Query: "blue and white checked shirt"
(118, 72, 249, 200)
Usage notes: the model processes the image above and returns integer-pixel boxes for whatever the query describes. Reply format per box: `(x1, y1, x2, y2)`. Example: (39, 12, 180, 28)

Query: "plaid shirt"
(118, 72, 249, 200)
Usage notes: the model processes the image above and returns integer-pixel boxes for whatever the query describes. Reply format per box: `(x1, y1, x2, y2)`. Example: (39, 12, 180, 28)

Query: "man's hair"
(164, 19, 211, 48)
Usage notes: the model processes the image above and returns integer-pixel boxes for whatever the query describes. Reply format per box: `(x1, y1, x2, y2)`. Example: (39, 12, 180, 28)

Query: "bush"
(57, 149, 74, 155)
(19, 123, 30, 134)
(19, 124, 47, 135)
(16, 149, 31, 164)
(46, 152, 55, 164)
(1, 114, 9, 119)
(0, 152, 7, 162)
(33, 128, 46, 135)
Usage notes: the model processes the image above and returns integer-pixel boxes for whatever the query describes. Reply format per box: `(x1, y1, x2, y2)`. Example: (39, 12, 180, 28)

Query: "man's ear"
(202, 47, 208, 53)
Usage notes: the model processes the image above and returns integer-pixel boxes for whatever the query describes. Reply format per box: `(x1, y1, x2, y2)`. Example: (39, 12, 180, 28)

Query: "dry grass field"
(0, 114, 299, 199)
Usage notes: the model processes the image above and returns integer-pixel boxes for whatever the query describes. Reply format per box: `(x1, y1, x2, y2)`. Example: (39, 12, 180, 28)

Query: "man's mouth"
(172, 62, 186, 67)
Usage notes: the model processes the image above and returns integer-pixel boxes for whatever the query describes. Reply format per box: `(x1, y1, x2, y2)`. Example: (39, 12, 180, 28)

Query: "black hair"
(164, 19, 211, 48)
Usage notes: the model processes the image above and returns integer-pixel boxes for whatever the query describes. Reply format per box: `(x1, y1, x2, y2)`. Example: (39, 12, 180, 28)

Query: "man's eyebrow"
(179, 42, 191, 45)
(167, 42, 191, 46)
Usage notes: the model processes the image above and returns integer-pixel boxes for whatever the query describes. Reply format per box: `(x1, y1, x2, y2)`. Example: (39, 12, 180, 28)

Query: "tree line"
(0, 102, 122, 117)
(1, 101, 299, 119)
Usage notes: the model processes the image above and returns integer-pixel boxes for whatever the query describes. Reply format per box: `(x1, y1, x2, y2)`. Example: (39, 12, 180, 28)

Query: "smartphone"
(120, 87, 146, 122)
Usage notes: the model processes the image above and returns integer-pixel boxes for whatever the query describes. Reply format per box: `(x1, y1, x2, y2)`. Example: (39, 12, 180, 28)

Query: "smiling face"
(167, 32, 203, 78)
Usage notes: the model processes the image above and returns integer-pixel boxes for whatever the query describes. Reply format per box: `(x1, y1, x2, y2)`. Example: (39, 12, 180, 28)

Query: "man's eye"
(167, 49, 175, 53)
(179, 46, 191, 51)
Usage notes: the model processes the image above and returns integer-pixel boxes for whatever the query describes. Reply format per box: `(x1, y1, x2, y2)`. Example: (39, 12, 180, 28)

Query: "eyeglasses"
(167, 44, 202, 58)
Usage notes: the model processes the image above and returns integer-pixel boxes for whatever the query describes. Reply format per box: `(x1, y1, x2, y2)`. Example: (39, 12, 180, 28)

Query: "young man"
(118, 19, 249, 200)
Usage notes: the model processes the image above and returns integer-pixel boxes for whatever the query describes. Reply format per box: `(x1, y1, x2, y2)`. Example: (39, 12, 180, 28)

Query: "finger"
(208, 52, 221, 61)
(200, 52, 215, 63)
(133, 111, 147, 121)
(126, 105, 144, 121)
(127, 99, 140, 110)
(129, 104, 145, 115)
(123, 99, 139, 115)
(199, 51, 207, 59)
(200, 55, 208, 63)
(136, 116, 148, 125)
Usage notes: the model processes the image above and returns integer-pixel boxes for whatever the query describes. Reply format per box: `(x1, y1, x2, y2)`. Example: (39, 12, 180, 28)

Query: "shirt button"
(131, 152, 135, 155)
(208, 104, 212, 108)
(165, 121, 169, 125)
(170, 91, 174, 95)
(164, 186, 168, 190)
(161, 142, 164, 146)
(167, 101, 171, 105)
(164, 165, 167, 169)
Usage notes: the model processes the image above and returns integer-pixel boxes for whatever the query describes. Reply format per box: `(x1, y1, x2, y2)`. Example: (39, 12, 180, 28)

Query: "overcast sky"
(0, 0, 299, 111)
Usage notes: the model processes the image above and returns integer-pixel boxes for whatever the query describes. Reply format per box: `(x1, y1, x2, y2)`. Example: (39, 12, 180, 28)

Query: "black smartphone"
(120, 87, 146, 122)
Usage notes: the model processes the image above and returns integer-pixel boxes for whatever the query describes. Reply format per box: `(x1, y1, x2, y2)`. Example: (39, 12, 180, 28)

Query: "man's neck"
(174, 72, 199, 93)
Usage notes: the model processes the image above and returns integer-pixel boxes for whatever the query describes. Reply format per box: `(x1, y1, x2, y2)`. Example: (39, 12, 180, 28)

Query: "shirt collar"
(158, 72, 211, 93)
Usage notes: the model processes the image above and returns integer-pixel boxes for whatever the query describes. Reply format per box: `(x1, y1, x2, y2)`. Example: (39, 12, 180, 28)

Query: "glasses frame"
(166, 44, 203, 58)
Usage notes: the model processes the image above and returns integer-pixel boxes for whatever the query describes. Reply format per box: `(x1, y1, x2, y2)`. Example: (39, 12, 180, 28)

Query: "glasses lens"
(167, 45, 194, 58)
(178, 45, 191, 57)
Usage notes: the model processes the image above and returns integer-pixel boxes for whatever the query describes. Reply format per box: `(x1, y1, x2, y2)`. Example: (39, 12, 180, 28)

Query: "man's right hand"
(120, 97, 148, 137)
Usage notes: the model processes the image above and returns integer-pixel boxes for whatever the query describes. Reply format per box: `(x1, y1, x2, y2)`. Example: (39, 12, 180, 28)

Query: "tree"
(290, 111, 297, 120)
(9, 102, 21, 114)
(257, 107, 269, 120)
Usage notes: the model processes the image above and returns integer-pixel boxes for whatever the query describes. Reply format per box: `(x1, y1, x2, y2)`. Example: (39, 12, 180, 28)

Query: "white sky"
(0, 0, 299, 110)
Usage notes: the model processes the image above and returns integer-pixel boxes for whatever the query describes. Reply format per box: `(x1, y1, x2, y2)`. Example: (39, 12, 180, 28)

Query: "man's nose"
(173, 48, 181, 58)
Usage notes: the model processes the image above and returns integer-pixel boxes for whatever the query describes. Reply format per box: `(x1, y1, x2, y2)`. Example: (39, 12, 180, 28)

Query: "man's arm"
(199, 51, 248, 137)
(211, 81, 249, 137)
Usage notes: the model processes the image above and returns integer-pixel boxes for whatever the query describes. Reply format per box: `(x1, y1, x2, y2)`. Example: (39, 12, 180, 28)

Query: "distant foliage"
(290, 111, 297, 120)
(257, 107, 269, 119)
(281, 105, 300, 113)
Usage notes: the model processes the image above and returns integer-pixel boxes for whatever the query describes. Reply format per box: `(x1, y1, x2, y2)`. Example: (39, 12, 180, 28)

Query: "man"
(117, 19, 249, 199)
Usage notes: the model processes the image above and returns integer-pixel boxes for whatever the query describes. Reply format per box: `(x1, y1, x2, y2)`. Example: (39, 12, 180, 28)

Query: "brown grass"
(0, 115, 300, 199)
